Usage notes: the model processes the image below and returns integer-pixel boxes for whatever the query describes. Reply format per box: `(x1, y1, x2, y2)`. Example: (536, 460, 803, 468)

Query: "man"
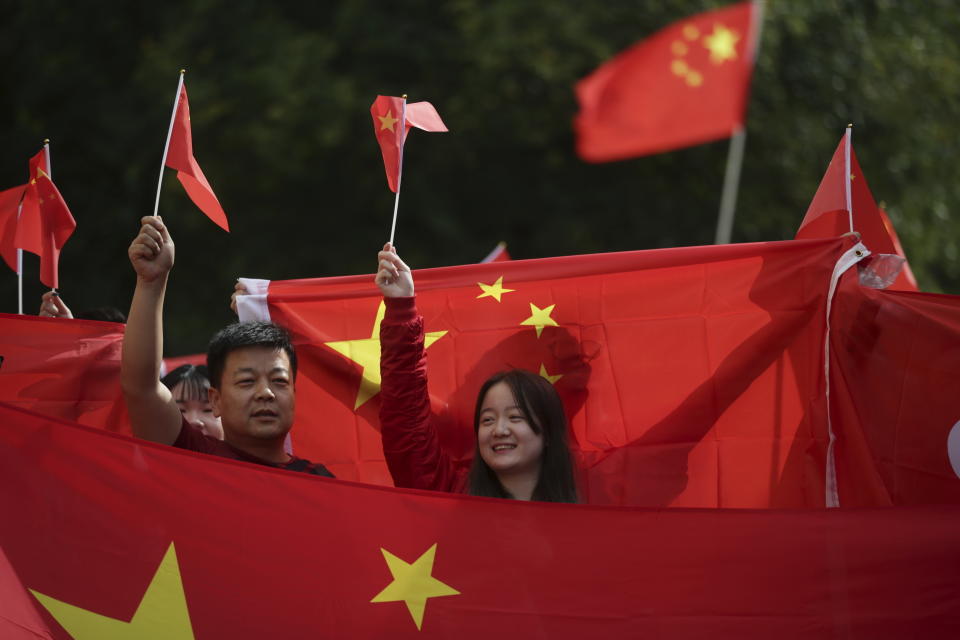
(121, 215, 332, 476)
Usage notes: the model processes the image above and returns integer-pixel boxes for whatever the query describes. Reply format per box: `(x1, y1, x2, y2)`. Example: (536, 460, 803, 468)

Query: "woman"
(160, 364, 224, 440)
(376, 243, 578, 502)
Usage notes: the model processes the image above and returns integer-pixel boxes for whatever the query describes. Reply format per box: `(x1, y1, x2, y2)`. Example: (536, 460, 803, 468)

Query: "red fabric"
(370, 95, 448, 192)
(0, 313, 128, 434)
(14, 149, 77, 288)
(2, 402, 959, 638)
(264, 238, 856, 506)
(0, 183, 26, 273)
(575, 2, 757, 162)
(160, 352, 205, 378)
(173, 418, 333, 476)
(166, 83, 230, 231)
(795, 133, 917, 291)
(380, 296, 466, 493)
(829, 274, 960, 505)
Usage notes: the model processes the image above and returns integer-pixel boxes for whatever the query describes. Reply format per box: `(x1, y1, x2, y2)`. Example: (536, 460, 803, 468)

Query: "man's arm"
(120, 216, 182, 445)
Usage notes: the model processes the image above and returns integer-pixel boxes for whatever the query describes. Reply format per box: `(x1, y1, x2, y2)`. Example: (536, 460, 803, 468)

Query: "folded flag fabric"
(2, 402, 958, 638)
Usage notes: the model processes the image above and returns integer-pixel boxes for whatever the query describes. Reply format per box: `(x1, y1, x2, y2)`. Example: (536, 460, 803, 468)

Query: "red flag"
(370, 95, 448, 192)
(245, 238, 862, 506)
(796, 131, 918, 290)
(829, 274, 960, 505)
(166, 83, 230, 231)
(14, 149, 77, 288)
(2, 402, 959, 637)
(0, 312, 128, 434)
(0, 183, 26, 273)
(575, 2, 758, 162)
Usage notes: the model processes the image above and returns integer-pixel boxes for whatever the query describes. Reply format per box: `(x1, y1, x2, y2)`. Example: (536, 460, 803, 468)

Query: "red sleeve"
(379, 296, 461, 492)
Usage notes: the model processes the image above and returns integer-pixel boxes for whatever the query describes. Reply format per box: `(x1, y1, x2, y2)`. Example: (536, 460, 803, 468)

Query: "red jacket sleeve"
(379, 296, 462, 493)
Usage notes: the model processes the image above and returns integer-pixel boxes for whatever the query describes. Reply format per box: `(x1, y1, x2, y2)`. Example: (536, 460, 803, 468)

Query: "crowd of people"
(44, 215, 580, 501)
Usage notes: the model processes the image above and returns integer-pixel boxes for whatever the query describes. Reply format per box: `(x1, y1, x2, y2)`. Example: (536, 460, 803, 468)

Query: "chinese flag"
(575, 1, 758, 161)
(243, 237, 858, 506)
(0, 312, 129, 434)
(166, 83, 230, 231)
(15, 149, 77, 289)
(2, 402, 959, 638)
(0, 183, 26, 273)
(796, 132, 918, 290)
(370, 95, 448, 192)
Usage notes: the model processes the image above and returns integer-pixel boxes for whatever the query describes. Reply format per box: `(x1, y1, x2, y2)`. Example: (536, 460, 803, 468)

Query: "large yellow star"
(378, 110, 399, 132)
(538, 363, 563, 385)
(476, 276, 515, 302)
(703, 24, 740, 64)
(520, 302, 558, 338)
(325, 301, 447, 409)
(30, 543, 194, 639)
(371, 544, 459, 631)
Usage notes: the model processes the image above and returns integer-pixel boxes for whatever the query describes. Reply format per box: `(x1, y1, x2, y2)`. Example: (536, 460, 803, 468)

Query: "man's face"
(209, 346, 295, 443)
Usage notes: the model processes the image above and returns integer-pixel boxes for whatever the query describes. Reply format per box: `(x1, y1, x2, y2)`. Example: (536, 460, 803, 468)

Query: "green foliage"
(2, 0, 957, 354)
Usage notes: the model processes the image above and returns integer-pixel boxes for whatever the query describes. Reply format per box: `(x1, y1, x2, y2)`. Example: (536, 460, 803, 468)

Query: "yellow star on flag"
(538, 363, 563, 385)
(371, 543, 459, 631)
(703, 24, 740, 64)
(325, 301, 447, 409)
(378, 110, 399, 132)
(476, 276, 515, 302)
(30, 543, 195, 639)
(520, 302, 558, 338)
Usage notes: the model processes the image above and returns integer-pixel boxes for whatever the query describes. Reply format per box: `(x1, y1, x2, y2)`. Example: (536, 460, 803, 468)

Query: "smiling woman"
(375, 243, 578, 503)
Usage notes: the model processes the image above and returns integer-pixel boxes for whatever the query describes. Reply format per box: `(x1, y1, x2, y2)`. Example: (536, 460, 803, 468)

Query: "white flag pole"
(843, 124, 854, 233)
(43, 139, 56, 295)
(16, 200, 23, 314)
(388, 94, 407, 246)
(713, 0, 765, 245)
(153, 70, 186, 219)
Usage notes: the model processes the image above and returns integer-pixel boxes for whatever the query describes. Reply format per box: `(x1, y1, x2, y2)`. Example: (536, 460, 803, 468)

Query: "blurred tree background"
(2, 0, 958, 355)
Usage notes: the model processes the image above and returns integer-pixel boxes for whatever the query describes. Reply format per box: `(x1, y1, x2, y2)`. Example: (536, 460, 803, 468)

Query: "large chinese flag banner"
(2, 403, 958, 639)
(0, 313, 128, 433)
(251, 238, 853, 507)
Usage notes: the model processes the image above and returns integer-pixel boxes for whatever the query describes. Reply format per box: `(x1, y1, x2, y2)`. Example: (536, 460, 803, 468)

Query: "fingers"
(230, 281, 248, 315)
(131, 217, 167, 259)
(38, 292, 72, 318)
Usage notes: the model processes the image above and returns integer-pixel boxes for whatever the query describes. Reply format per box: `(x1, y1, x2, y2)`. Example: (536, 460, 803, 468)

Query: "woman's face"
(477, 382, 544, 478)
(173, 381, 224, 440)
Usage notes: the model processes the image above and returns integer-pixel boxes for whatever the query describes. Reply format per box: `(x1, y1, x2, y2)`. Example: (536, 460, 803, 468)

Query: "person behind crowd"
(375, 243, 578, 502)
(161, 364, 223, 440)
(39, 291, 126, 322)
(120, 215, 333, 477)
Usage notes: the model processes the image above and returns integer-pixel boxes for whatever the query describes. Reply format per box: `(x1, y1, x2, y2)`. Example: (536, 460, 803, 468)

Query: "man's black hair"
(206, 322, 297, 389)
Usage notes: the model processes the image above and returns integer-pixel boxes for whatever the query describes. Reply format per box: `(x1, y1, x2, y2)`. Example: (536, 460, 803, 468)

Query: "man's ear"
(208, 386, 222, 418)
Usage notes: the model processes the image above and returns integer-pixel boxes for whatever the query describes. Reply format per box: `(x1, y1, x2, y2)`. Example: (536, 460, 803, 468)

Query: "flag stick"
(844, 124, 853, 233)
(714, 127, 747, 244)
(388, 95, 407, 246)
(153, 70, 186, 219)
(16, 201, 23, 314)
(713, 0, 765, 245)
(43, 139, 56, 294)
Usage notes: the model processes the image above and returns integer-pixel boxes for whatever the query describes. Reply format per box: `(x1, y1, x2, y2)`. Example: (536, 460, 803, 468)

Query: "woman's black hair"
(160, 364, 212, 402)
(466, 369, 578, 503)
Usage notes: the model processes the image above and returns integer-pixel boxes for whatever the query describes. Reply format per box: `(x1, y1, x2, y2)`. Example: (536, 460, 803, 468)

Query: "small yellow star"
(371, 544, 459, 630)
(703, 24, 740, 64)
(378, 110, 399, 132)
(30, 543, 195, 639)
(538, 364, 563, 385)
(520, 302, 558, 338)
(325, 302, 446, 409)
(683, 24, 700, 41)
(37, 167, 50, 179)
(476, 276, 515, 302)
